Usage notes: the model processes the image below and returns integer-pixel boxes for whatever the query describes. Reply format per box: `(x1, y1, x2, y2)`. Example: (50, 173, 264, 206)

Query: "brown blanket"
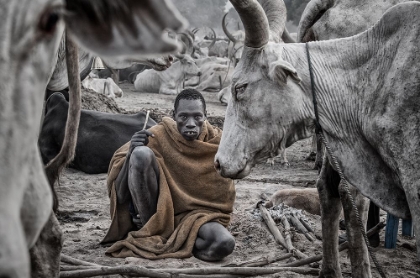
(102, 117, 235, 259)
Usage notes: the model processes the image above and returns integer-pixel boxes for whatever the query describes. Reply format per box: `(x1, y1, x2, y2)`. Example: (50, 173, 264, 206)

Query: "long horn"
(257, 0, 287, 43)
(222, 13, 237, 43)
(229, 0, 269, 48)
(178, 32, 194, 55)
(207, 27, 217, 50)
(297, 0, 333, 42)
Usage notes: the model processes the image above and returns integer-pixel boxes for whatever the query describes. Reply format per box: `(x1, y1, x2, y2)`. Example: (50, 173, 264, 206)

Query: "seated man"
(102, 89, 236, 261)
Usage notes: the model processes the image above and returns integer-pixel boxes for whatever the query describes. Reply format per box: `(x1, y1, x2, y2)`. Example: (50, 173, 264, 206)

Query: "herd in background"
(81, 12, 284, 104)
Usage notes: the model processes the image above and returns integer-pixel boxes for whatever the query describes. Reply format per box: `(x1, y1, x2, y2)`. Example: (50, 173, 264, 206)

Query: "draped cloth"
(102, 117, 235, 259)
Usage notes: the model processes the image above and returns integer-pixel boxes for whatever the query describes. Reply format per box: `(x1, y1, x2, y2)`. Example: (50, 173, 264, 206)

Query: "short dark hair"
(174, 89, 206, 112)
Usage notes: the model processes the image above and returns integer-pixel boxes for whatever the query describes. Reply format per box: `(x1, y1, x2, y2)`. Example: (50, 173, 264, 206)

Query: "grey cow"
(134, 53, 200, 94)
(0, 0, 186, 277)
(215, 0, 420, 277)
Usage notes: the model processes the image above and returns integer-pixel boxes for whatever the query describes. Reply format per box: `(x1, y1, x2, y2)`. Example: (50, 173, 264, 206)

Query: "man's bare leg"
(193, 222, 235, 261)
(128, 146, 160, 228)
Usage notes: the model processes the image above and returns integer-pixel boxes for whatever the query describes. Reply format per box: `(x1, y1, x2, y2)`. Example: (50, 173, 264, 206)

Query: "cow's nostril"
(214, 159, 220, 171)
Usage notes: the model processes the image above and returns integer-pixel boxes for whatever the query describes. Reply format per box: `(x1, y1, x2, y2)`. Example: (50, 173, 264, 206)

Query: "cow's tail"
(45, 30, 81, 212)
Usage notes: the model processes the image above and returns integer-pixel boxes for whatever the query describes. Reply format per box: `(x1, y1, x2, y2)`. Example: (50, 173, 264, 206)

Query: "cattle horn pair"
(229, 0, 287, 47)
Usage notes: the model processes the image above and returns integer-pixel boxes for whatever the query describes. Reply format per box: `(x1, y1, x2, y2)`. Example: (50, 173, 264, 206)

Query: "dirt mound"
(81, 88, 124, 114)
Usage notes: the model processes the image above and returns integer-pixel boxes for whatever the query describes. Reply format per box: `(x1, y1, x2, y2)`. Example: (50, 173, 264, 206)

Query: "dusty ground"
(57, 83, 419, 277)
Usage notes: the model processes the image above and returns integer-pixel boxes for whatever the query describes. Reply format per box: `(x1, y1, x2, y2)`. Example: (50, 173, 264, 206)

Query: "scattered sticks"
(59, 210, 385, 278)
(60, 258, 319, 278)
(258, 203, 308, 259)
(280, 221, 386, 268)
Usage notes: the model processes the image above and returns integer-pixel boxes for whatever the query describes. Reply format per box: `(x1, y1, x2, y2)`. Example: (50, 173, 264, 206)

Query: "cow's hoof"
(282, 162, 290, 168)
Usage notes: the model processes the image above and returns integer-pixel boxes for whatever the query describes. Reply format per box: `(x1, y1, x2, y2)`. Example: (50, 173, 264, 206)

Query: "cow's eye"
(39, 6, 61, 35)
(235, 83, 248, 97)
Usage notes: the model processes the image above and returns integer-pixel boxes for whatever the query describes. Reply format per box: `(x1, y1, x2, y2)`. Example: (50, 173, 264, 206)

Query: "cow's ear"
(64, 0, 187, 58)
(268, 60, 301, 85)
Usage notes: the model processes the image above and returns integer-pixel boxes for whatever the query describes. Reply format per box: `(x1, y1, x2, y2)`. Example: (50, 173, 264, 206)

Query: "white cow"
(193, 57, 234, 92)
(215, 1, 420, 277)
(82, 75, 123, 99)
(134, 54, 200, 95)
(0, 0, 186, 277)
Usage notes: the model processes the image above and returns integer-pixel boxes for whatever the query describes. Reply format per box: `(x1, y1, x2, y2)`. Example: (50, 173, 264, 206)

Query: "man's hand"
(128, 130, 154, 154)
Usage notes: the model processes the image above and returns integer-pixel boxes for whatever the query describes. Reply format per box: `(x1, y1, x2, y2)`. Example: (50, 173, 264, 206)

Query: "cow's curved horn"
(229, 0, 269, 48)
(222, 13, 237, 43)
(258, 0, 287, 43)
(177, 32, 194, 54)
(207, 27, 217, 50)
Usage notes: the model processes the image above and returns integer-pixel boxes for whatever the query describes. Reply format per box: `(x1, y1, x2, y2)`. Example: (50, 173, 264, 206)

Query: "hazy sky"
(172, 0, 242, 37)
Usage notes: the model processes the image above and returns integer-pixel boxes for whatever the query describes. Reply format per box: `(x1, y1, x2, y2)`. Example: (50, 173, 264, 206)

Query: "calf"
(266, 188, 321, 216)
(39, 93, 156, 174)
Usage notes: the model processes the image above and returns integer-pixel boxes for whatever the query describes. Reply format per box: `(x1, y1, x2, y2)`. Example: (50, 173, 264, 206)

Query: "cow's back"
(133, 69, 160, 93)
(73, 111, 156, 173)
(39, 93, 157, 174)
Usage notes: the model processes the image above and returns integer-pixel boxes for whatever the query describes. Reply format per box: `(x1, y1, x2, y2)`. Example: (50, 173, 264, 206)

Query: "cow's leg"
(317, 157, 343, 278)
(315, 136, 324, 171)
(306, 135, 317, 161)
(29, 213, 63, 278)
(403, 181, 420, 260)
(339, 183, 371, 277)
(279, 149, 289, 167)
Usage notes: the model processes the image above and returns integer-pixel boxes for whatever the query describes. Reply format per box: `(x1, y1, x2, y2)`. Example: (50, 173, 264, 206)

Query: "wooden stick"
(60, 265, 319, 277)
(60, 254, 102, 267)
(288, 214, 315, 242)
(60, 265, 100, 271)
(259, 204, 308, 259)
(299, 217, 314, 233)
(60, 265, 169, 278)
(259, 203, 287, 247)
(222, 253, 293, 267)
(281, 215, 295, 253)
(142, 110, 150, 130)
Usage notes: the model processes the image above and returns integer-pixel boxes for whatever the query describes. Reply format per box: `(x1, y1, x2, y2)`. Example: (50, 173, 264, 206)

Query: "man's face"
(173, 99, 206, 141)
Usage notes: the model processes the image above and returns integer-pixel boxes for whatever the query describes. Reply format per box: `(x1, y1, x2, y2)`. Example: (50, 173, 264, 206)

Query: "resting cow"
(214, 0, 420, 277)
(0, 0, 186, 277)
(133, 54, 201, 95)
(39, 93, 156, 175)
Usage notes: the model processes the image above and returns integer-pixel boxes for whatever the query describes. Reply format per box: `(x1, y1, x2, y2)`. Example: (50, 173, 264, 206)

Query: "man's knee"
(193, 223, 235, 261)
(130, 146, 155, 168)
(213, 234, 235, 257)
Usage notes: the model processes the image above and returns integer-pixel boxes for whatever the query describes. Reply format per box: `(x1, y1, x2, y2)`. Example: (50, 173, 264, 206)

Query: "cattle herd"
(0, 0, 419, 277)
